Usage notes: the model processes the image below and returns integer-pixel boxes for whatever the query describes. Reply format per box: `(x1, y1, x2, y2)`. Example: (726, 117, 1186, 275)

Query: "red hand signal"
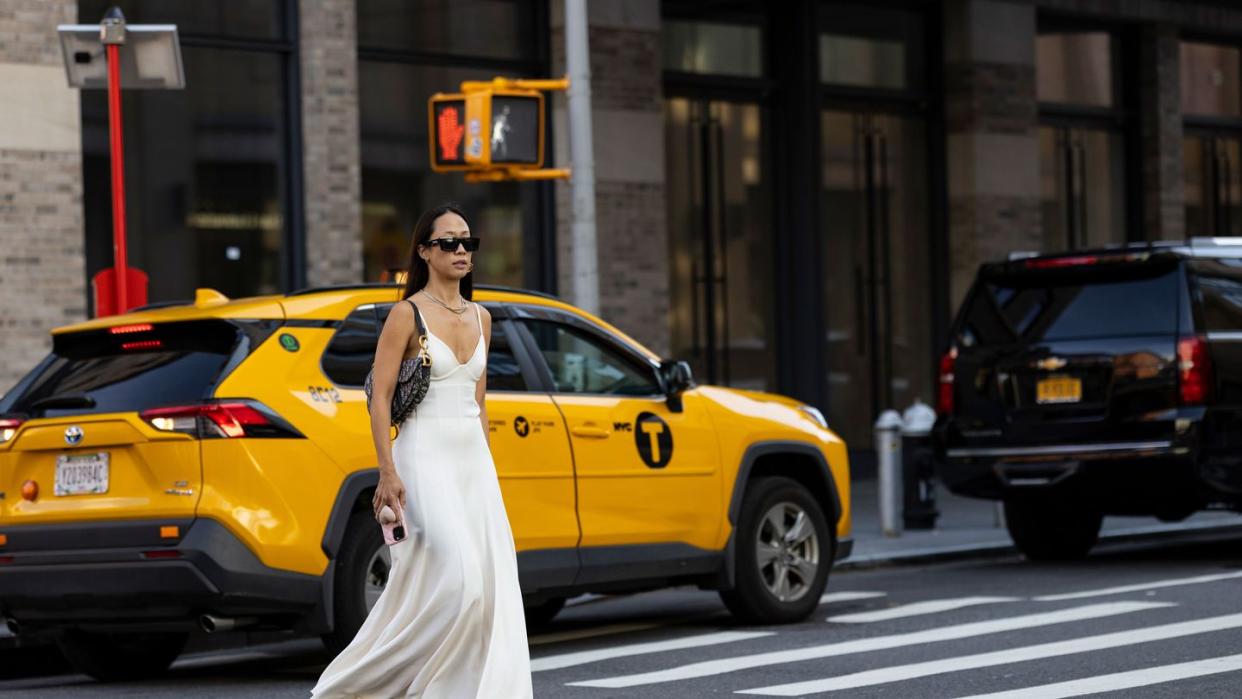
(437, 106, 464, 161)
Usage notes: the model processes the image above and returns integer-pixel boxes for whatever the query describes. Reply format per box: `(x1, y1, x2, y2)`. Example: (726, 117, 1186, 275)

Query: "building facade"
(5, 0, 1242, 457)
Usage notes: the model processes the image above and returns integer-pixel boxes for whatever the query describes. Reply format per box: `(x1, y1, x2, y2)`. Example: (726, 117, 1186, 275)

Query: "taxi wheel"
(720, 476, 832, 624)
(55, 629, 187, 681)
(524, 597, 567, 630)
(322, 510, 390, 655)
(1004, 496, 1102, 561)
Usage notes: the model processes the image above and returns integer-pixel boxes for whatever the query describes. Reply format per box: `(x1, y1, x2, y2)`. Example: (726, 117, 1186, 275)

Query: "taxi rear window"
(0, 320, 241, 418)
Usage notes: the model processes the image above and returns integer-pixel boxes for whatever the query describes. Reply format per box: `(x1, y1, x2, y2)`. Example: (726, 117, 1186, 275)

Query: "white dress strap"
(474, 302, 483, 335)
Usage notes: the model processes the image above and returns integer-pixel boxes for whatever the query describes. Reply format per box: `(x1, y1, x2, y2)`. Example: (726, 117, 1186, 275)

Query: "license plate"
(1036, 376, 1082, 405)
(55, 452, 109, 496)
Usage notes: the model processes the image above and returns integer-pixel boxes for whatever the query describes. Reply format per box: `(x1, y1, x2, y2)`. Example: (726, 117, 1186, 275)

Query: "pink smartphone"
(377, 505, 406, 546)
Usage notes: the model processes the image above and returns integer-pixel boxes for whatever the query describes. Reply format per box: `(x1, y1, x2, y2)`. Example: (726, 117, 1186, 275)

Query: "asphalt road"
(6, 535, 1242, 697)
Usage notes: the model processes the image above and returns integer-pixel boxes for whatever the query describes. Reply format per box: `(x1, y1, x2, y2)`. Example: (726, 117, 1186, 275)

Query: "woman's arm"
(475, 304, 492, 450)
(369, 300, 414, 517)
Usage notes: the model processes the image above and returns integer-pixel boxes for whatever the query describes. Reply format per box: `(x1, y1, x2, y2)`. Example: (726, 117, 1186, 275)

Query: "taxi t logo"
(634, 412, 673, 469)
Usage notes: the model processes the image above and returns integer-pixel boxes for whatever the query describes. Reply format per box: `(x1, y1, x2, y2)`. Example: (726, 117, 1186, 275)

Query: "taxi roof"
(53, 283, 660, 361)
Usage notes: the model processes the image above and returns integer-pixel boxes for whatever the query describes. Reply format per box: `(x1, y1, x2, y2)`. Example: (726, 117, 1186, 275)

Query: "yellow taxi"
(0, 284, 851, 680)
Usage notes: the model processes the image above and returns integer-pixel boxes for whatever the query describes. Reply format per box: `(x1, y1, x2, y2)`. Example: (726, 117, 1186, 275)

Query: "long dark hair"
(400, 203, 474, 301)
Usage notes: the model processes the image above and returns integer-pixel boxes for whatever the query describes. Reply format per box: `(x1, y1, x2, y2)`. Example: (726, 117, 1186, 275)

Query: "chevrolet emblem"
(1036, 357, 1068, 371)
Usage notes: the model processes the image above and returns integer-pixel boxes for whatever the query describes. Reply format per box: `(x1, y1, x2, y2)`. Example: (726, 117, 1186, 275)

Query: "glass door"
(665, 97, 774, 390)
(1185, 133, 1242, 237)
(1038, 125, 1126, 251)
(821, 110, 931, 448)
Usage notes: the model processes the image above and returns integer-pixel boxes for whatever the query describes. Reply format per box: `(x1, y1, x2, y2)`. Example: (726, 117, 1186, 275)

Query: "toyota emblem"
(64, 425, 83, 445)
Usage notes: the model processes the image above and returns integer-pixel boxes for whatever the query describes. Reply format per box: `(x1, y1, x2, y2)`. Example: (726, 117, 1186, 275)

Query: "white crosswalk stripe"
(818, 591, 887, 604)
(955, 652, 1242, 699)
(532, 630, 774, 672)
(567, 601, 1168, 689)
(827, 596, 1018, 623)
(737, 611, 1242, 696)
(1032, 570, 1242, 602)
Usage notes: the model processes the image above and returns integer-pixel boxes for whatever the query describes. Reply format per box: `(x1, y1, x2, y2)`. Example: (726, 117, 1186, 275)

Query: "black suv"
(935, 240, 1242, 560)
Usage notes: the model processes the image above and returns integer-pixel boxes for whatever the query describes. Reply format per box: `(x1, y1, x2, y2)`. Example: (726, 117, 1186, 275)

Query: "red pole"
(106, 42, 129, 314)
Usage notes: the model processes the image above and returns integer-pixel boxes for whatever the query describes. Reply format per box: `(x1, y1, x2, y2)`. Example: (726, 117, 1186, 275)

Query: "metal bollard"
(901, 400, 940, 530)
(874, 410, 904, 538)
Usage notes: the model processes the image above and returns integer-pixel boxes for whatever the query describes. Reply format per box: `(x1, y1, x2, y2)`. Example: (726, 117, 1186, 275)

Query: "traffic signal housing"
(429, 78, 565, 180)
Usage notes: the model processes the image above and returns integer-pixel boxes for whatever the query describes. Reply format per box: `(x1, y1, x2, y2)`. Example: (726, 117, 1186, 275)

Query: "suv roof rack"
(284, 282, 563, 302)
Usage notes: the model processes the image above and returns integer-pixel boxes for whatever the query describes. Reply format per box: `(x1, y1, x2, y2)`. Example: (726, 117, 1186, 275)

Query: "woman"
(311, 204, 533, 698)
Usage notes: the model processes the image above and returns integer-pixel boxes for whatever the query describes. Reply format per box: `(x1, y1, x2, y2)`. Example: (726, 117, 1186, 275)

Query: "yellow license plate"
(1036, 376, 1082, 404)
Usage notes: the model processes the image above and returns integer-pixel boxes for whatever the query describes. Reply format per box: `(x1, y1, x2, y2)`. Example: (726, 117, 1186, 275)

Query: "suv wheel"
(720, 476, 833, 624)
(56, 629, 187, 681)
(1004, 496, 1102, 561)
(322, 510, 390, 655)
(524, 597, 566, 630)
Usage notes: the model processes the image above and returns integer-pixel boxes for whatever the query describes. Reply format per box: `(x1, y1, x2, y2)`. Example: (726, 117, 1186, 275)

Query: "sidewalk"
(843, 477, 1242, 568)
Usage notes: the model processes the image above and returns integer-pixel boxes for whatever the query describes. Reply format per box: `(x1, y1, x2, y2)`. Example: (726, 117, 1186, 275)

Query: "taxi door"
(515, 315, 722, 560)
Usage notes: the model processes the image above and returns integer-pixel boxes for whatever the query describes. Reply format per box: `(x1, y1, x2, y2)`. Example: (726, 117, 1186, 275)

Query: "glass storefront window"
(79, 0, 284, 40)
(359, 62, 526, 287)
(663, 20, 762, 77)
(819, 34, 905, 89)
(1036, 32, 1114, 107)
(1181, 42, 1242, 118)
(357, 0, 537, 60)
(82, 45, 289, 302)
(1038, 126, 1126, 251)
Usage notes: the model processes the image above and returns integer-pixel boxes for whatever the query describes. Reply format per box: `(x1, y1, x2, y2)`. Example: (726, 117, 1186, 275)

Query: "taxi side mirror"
(658, 360, 695, 412)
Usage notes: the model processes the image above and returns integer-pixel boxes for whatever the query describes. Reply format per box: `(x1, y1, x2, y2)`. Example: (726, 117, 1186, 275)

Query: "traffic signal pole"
(564, 0, 599, 315)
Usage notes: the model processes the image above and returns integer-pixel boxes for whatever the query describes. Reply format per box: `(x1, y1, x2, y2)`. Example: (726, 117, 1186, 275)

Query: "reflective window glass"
(663, 20, 762, 77)
(1039, 126, 1126, 251)
(522, 320, 659, 396)
(357, 0, 536, 60)
(79, 0, 284, 40)
(820, 34, 905, 89)
(82, 46, 288, 303)
(486, 324, 528, 391)
(359, 62, 526, 287)
(322, 305, 384, 387)
(1037, 32, 1114, 107)
(1181, 42, 1242, 117)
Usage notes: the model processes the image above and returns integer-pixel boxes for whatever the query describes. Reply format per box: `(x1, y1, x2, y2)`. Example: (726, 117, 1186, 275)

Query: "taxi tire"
(55, 629, 187, 682)
(720, 476, 832, 624)
(323, 510, 386, 655)
(1004, 496, 1102, 561)
(524, 597, 566, 629)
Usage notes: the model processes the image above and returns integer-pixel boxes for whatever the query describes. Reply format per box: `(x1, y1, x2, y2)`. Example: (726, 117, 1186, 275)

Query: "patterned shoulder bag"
(363, 298, 432, 429)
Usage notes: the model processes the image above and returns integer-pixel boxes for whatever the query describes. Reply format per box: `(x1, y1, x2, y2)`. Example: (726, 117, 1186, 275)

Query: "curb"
(836, 519, 1242, 571)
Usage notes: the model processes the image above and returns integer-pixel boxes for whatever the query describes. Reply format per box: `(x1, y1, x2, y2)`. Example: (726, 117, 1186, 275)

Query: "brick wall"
(551, 0, 670, 356)
(300, 0, 363, 286)
(0, 0, 83, 393)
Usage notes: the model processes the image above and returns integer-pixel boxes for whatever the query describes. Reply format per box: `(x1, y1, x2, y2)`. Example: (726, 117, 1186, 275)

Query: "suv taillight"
(0, 417, 23, 444)
(1177, 336, 1213, 406)
(140, 401, 301, 439)
(937, 347, 957, 416)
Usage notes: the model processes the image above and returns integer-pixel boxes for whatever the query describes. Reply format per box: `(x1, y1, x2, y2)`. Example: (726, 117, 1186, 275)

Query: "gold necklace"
(421, 289, 468, 315)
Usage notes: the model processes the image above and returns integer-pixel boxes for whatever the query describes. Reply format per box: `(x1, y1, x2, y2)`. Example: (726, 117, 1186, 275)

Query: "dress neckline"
(425, 326, 484, 368)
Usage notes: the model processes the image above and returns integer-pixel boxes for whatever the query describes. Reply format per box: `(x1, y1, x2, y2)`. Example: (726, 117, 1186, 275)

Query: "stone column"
(943, 0, 1041, 308)
(1140, 23, 1183, 242)
(300, 0, 363, 286)
(551, 0, 670, 356)
(0, 1, 84, 391)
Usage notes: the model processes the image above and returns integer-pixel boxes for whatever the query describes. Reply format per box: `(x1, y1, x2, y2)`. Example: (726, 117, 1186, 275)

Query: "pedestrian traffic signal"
(428, 77, 569, 180)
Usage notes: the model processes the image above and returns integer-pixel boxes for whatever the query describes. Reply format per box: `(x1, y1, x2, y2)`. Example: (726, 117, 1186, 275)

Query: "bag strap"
(405, 298, 427, 336)
(405, 298, 431, 366)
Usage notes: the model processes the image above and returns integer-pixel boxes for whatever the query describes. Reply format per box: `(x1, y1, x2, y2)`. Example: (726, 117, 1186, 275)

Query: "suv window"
(321, 304, 384, 387)
(1192, 259, 1242, 332)
(959, 264, 1182, 346)
(522, 319, 659, 395)
(0, 320, 240, 418)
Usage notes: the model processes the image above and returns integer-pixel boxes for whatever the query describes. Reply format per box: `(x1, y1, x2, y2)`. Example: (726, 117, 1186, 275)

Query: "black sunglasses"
(427, 236, 480, 252)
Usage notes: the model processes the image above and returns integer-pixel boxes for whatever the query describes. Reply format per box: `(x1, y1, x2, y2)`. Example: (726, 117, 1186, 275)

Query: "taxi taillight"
(0, 417, 23, 444)
(140, 401, 300, 439)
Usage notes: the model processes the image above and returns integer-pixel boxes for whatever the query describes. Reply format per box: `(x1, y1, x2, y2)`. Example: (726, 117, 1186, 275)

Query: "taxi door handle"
(570, 426, 611, 439)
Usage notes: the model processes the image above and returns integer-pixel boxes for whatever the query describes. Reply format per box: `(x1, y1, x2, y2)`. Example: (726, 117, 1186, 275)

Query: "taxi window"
(487, 325, 528, 391)
(521, 320, 659, 396)
(321, 304, 383, 387)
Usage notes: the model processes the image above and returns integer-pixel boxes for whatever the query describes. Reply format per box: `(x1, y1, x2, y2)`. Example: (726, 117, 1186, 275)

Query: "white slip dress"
(311, 303, 533, 698)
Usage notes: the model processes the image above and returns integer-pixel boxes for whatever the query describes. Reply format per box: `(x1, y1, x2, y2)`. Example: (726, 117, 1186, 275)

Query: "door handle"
(570, 425, 611, 439)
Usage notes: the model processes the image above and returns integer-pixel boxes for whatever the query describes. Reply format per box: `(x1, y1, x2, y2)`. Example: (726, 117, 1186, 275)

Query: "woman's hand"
(372, 469, 407, 521)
